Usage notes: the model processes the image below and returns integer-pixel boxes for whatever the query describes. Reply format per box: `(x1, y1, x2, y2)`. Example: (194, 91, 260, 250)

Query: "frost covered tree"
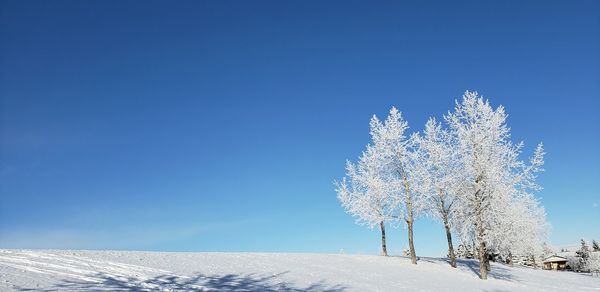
(413, 118, 463, 267)
(446, 91, 546, 280)
(336, 144, 395, 256)
(588, 252, 600, 273)
(593, 240, 599, 252)
(336, 107, 423, 262)
(369, 107, 423, 265)
(491, 191, 550, 268)
(576, 239, 592, 272)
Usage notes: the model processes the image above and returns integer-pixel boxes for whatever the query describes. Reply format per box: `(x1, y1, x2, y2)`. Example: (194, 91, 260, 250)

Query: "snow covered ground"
(0, 249, 598, 291)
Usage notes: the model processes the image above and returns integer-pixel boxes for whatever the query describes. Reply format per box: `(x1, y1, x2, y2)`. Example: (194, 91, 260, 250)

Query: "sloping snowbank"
(0, 249, 598, 291)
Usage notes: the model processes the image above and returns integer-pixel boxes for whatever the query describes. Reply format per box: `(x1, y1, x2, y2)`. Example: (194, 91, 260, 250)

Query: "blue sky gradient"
(1, 0, 599, 256)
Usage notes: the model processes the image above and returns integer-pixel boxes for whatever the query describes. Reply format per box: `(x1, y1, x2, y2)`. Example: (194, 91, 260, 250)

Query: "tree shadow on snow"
(413, 257, 515, 282)
(454, 259, 515, 282)
(17, 271, 346, 292)
(388, 256, 516, 282)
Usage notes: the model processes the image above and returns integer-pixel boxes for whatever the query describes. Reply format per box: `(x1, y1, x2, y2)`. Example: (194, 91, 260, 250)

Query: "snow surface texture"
(0, 250, 598, 291)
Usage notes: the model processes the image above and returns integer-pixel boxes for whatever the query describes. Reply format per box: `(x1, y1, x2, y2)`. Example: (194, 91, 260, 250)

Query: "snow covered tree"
(336, 144, 396, 256)
(575, 239, 592, 272)
(587, 252, 600, 273)
(568, 257, 581, 271)
(369, 107, 424, 265)
(413, 118, 463, 267)
(336, 107, 425, 263)
(445, 91, 546, 280)
(491, 191, 550, 268)
(593, 240, 599, 252)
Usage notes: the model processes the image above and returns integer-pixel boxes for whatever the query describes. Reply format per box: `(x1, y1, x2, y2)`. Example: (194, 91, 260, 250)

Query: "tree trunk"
(478, 231, 489, 279)
(474, 183, 488, 280)
(407, 218, 417, 264)
(442, 213, 457, 268)
(484, 251, 491, 272)
(380, 221, 388, 256)
(403, 177, 417, 265)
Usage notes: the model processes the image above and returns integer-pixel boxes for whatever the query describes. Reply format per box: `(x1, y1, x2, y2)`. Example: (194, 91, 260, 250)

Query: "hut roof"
(543, 255, 568, 263)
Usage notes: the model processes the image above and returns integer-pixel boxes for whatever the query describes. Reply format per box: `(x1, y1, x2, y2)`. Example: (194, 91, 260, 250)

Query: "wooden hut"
(543, 255, 568, 271)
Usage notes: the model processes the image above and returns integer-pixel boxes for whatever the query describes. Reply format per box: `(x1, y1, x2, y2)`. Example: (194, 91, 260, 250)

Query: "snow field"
(1, 250, 599, 291)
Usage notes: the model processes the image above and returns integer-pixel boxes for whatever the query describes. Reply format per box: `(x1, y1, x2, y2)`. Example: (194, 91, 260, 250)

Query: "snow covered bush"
(587, 252, 600, 273)
(456, 243, 476, 259)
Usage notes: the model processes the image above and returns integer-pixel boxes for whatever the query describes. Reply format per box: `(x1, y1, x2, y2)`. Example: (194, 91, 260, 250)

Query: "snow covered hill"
(0, 250, 598, 291)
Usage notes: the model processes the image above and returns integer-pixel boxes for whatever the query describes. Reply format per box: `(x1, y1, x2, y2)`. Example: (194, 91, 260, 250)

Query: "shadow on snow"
(454, 258, 514, 281)
(413, 256, 516, 282)
(18, 271, 346, 292)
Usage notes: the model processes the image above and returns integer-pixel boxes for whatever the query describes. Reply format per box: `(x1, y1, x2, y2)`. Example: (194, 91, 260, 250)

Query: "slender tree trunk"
(442, 212, 457, 268)
(380, 221, 388, 256)
(477, 220, 488, 280)
(478, 240, 489, 279)
(474, 181, 488, 280)
(407, 218, 417, 264)
(403, 177, 417, 265)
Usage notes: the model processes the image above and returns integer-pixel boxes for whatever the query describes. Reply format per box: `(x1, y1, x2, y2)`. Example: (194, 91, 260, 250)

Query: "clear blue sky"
(1, 0, 598, 256)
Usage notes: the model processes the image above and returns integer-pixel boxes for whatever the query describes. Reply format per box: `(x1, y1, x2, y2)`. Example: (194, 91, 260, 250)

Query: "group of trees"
(335, 91, 549, 280)
(570, 239, 600, 272)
